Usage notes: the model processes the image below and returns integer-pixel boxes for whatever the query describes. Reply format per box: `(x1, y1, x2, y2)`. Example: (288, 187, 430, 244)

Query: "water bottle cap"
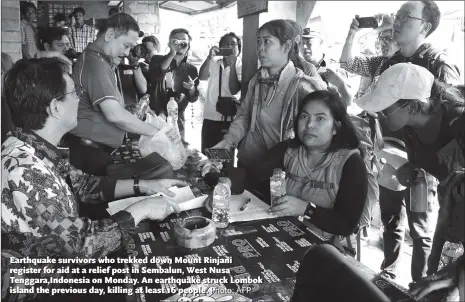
(218, 177, 231, 188)
(380, 158, 387, 164)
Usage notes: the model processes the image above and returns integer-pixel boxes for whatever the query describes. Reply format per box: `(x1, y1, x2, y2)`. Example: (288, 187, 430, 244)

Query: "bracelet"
(133, 179, 142, 196)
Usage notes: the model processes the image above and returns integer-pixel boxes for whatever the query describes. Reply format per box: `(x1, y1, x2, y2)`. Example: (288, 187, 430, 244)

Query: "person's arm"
(340, 56, 384, 78)
(309, 153, 368, 236)
(82, 62, 157, 136)
(222, 75, 257, 146)
(340, 16, 361, 63)
(228, 56, 242, 95)
(133, 67, 147, 95)
(148, 55, 173, 85)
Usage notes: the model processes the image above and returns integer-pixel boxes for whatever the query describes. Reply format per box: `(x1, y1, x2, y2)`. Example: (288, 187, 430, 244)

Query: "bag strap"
(218, 64, 223, 98)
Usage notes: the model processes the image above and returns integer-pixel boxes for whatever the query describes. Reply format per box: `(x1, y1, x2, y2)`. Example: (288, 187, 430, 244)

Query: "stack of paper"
(106, 186, 208, 215)
(229, 190, 277, 223)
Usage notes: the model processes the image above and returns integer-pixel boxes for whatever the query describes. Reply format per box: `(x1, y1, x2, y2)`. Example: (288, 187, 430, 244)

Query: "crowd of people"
(1, 1, 464, 301)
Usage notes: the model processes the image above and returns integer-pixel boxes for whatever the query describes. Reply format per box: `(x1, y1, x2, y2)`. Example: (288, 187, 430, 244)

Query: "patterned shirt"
(340, 56, 388, 99)
(69, 24, 95, 53)
(20, 20, 38, 58)
(1, 129, 134, 301)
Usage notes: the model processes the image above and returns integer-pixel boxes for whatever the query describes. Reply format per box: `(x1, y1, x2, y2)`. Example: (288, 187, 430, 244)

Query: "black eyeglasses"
(393, 13, 427, 24)
(56, 85, 85, 100)
(380, 100, 409, 118)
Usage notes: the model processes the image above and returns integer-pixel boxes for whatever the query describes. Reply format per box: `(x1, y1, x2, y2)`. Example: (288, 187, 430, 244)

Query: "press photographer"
(118, 41, 148, 107)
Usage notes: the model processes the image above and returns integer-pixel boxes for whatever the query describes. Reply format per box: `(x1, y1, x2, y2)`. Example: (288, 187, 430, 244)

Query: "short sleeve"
(78, 55, 120, 106)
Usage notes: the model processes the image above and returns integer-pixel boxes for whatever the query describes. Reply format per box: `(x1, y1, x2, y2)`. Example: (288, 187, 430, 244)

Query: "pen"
(240, 198, 251, 211)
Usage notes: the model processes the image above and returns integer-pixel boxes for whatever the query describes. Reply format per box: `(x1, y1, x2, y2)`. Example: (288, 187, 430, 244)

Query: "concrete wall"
(124, 0, 160, 36)
(1, 1, 22, 63)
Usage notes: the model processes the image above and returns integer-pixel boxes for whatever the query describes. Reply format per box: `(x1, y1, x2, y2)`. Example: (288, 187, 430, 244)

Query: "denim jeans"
(379, 186, 433, 281)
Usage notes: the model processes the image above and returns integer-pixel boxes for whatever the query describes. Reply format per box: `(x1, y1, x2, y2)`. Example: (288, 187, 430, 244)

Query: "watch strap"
(133, 179, 142, 196)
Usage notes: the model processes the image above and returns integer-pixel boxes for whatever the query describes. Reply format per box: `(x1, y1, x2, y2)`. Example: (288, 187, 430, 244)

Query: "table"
(114, 142, 438, 302)
(123, 203, 427, 302)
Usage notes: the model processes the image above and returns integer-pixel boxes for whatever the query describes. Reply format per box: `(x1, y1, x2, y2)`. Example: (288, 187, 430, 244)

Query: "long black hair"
(291, 90, 362, 155)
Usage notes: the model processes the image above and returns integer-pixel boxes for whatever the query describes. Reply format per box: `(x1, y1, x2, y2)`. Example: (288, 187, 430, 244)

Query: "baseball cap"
(355, 63, 434, 113)
(302, 28, 324, 40)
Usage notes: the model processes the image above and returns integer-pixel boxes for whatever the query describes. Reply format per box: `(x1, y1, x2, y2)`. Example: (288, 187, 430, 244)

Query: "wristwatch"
(133, 179, 142, 196)
(304, 202, 316, 219)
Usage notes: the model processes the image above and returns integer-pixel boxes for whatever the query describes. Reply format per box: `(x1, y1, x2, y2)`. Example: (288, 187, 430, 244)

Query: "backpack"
(349, 112, 384, 229)
(380, 44, 461, 81)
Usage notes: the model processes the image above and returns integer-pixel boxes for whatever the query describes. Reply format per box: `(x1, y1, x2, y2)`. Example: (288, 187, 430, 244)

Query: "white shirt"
(203, 57, 242, 121)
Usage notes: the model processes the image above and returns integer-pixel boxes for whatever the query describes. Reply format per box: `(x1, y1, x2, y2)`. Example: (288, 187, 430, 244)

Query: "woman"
(148, 28, 200, 140)
(213, 19, 326, 172)
(199, 32, 242, 152)
(251, 90, 368, 239)
(355, 63, 464, 301)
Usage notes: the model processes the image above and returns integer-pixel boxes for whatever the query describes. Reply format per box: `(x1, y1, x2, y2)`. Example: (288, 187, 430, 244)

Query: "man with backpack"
(341, 1, 461, 283)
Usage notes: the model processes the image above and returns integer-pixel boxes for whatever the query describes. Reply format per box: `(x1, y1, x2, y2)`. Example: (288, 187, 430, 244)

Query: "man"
(199, 32, 242, 153)
(340, 14, 399, 99)
(67, 13, 160, 176)
(380, 1, 461, 84)
(1, 57, 184, 301)
(355, 63, 464, 301)
(69, 7, 95, 53)
(109, 7, 120, 16)
(37, 26, 71, 55)
(148, 28, 199, 140)
(20, 1, 38, 59)
(142, 35, 160, 63)
(349, 1, 460, 283)
(301, 26, 353, 105)
(53, 13, 68, 28)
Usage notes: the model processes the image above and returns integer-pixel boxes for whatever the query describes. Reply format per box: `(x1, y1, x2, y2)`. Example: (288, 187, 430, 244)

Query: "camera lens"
(180, 42, 187, 48)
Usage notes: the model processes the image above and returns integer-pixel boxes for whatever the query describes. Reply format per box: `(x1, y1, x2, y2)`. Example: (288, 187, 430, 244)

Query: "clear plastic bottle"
(135, 94, 150, 120)
(410, 169, 428, 212)
(167, 96, 178, 130)
(270, 168, 286, 206)
(439, 241, 464, 270)
(212, 177, 231, 228)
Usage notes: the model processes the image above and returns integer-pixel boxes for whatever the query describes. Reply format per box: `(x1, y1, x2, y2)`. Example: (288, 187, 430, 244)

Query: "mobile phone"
(357, 17, 378, 29)
(216, 48, 234, 57)
(204, 148, 232, 161)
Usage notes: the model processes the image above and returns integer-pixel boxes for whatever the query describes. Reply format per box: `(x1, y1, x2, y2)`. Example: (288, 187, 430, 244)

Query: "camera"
(130, 43, 148, 59)
(174, 40, 188, 48)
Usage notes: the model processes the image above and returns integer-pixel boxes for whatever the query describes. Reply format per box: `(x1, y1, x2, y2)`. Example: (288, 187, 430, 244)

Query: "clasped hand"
(269, 195, 308, 216)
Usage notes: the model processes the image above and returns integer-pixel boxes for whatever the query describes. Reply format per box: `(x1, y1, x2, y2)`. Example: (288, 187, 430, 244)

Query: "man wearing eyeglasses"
(381, 1, 461, 84)
(340, 14, 399, 99)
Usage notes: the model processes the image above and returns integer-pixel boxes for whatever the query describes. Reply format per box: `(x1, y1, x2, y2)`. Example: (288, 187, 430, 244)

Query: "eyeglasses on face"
(380, 100, 410, 118)
(56, 85, 85, 100)
(393, 13, 427, 24)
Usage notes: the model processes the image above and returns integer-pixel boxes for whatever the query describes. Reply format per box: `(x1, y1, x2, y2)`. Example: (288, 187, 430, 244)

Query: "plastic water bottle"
(212, 177, 231, 228)
(439, 241, 464, 270)
(410, 169, 428, 212)
(167, 96, 178, 130)
(270, 168, 286, 206)
(135, 94, 150, 120)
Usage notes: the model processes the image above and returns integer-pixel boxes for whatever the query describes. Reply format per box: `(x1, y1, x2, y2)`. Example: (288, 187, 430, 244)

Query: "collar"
(74, 23, 86, 30)
(394, 43, 432, 60)
(258, 61, 293, 85)
(165, 54, 188, 71)
(11, 128, 64, 168)
(86, 42, 113, 65)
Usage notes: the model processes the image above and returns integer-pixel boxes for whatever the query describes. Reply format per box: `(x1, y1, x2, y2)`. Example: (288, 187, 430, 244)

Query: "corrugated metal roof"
(159, 0, 236, 15)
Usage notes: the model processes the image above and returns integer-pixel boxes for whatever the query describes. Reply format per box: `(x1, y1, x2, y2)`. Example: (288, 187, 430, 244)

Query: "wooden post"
(241, 14, 260, 96)
(296, 0, 317, 29)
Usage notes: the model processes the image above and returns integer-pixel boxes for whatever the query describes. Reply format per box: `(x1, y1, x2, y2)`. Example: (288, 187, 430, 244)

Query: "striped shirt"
(20, 20, 38, 58)
(69, 24, 96, 53)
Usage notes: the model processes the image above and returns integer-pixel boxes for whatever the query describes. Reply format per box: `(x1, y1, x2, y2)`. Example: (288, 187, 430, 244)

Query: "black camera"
(130, 44, 148, 59)
(64, 48, 80, 60)
(174, 40, 188, 48)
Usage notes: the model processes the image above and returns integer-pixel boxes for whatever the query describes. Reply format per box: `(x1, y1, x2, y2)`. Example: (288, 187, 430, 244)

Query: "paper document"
(107, 186, 207, 215)
(229, 190, 277, 223)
